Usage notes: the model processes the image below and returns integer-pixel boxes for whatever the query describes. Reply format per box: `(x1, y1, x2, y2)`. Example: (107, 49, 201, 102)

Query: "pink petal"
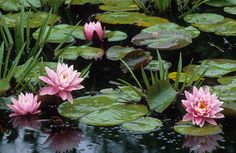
(40, 86, 59, 96)
(205, 118, 217, 125)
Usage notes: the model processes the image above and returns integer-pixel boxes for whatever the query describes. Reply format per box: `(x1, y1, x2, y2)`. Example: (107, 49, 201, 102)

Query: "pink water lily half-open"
(182, 86, 224, 127)
(39, 63, 84, 103)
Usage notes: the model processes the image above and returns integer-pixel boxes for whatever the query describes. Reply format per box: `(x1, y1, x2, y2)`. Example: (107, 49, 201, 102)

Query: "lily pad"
(105, 30, 128, 42)
(0, 11, 61, 28)
(183, 59, 236, 78)
(96, 12, 169, 27)
(168, 72, 201, 83)
(222, 101, 236, 116)
(0, 79, 10, 96)
(65, 0, 101, 5)
(58, 95, 115, 119)
(0, 0, 42, 11)
(205, 0, 236, 7)
(184, 13, 224, 25)
(174, 122, 222, 136)
(147, 80, 177, 113)
(211, 84, 236, 102)
(144, 60, 172, 71)
(217, 76, 236, 85)
(80, 103, 148, 126)
(99, 0, 139, 12)
(122, 117, 162, 133)
(132, 30, 192, 50)
(142, 23, 200, 39)
(106, 46, 135, 61)
(224, 6, 236, 15)
(55, 46, 104, 60)
(14, 62, 57, 85)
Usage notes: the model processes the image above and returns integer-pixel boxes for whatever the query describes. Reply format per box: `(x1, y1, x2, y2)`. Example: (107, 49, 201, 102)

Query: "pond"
(0, 0, 236, 153)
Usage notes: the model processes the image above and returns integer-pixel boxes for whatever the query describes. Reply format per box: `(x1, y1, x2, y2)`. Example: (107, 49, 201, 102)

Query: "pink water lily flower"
(8, 93, 41, 117)
(182, 86, 224, 127)
(83, 21, 105, 41)
(39, 63, 84, 102)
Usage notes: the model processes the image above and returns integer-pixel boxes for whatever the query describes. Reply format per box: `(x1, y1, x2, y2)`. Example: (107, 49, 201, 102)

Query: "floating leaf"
(122, 117, 162, 133)
(217, 76, 236, 85)
(224, 6, 236, 15)
(174, 122, 222, 136)
(65, 0, 101, 5)
(0, 11, 61, 28)
(106, 46, 135, 61)
(211, 84, 236, 102)
(222, 101, 236, 116)
(58, 95, 115, 119)
(80, 103, 148, 126)
(144, 60, 172, 71)
(169, 72, 201, 83)
(0, 0, 41, 11)
(0, 79, 10, 96)
(96, 12, 169, 27)
(132, 30, 192, 50)
(105, 30, 128, 42)
(205, 0, 236, 7)
(147, 80, 177, 112)
(184, 59, 236, 78)
(122, 49, 152, 72)
(184, 13, 224, 25)
(55, 46, 104, 60)
(99, 0, 139, 12)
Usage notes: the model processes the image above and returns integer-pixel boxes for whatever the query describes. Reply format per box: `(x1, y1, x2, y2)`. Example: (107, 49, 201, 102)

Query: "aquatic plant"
(83, 21, 105, 42)
(39, 63, 84, 102)
(8, 93, 41, 117)
(182, 86, 224, 127)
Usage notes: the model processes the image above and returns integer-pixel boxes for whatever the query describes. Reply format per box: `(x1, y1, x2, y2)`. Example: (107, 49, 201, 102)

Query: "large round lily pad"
(132, 30, 192, 50)
(183, 59, 236, 78)
(211, 84, 236, 102)
(122, 117, 162, 133)
(80, 103, 149, 126)
(106, 46, 135, 61)
(0, 0, 41, 11)
(184, 13, 224, 25)
(58, 95, 115, 119)
(0, 11, 61, 28)
(99, 0, 139, 12)
(65, 0, 101, 5)
(224, 6, 236, 15)
(205, 0, 236, 7)
(174, 122, 222, 136)
(55, 46, 104, 60)
(96, 12, 169, 27)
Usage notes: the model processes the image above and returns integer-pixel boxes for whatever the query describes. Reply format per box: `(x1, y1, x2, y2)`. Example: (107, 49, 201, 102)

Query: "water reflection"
(10, 115, 41, 129)
(43, 129, 82, 153)
(182, 134, 224, 153)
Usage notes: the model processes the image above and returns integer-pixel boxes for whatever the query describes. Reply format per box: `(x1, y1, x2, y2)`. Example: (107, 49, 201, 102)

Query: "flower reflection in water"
(10, 115, 41, 129)
(43, 129, 81, 153)
(182, 134, 224, 153)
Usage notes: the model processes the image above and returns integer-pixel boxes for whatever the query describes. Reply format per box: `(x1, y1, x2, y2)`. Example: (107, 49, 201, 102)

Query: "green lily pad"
(14, 62, 57, 85)
(132, 30, 192, 50)
(183, 59, 236, 78)
(184, 13, 224, 25)
(205, 0, 236, 7)
(144, 60, 172, 71)
(96, 12, 169, 27)
(142, 23, 200, 39)
(222, 101, 236, 116)
(0, 11, 61, 28)
(168, 72, 202, 83)
(58, 95, 115, 119)
(55, 46, 104, 60)
(122, 117, 162, 133)
(100, 86, 141, 103)
(211, 84, 236, 102)
(224, 6, 236, 15)
(0, 79, 10, 96)
(174, 122, 222, 136)
(80, 103, 148, 126)
(65, 0, 101, 5)
(147, 80, 177, 113)
(192, 18, 236, 36)
(217, 76, 236, 85)
(106, 46, 135, 61)
(105, 30, 128, 41)
(0, 0, 42, 11)
(99, 0, 139, 12)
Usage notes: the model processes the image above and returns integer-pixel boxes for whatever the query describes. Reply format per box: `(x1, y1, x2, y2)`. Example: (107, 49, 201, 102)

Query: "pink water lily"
(83, 21, 105, 41)
(39, 63, 84, 102)
(182, 86, 224, 127)
(8, 93, 41, 117)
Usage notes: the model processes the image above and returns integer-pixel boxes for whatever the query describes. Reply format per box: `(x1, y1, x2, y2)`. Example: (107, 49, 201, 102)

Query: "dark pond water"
(0, 2, 236, 153)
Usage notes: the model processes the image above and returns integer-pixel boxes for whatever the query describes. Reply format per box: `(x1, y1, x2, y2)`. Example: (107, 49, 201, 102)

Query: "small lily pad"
(144, 60, 172, 71)
(217, 76, 236, 85)
(0, 11, 61, 28)
(106, 46, 135, 61)
(174, 122, 222, 136)
(224, 6, 236, 15)
(0, 79, 10, 96)
(122, 117, 162, 133)
(58, 95, 115, 119)
(0, 0, 42, 11)
(55, 46, 104, 60)
(169, 72, 201, 83)
(80, 103, 148, 126)
(205, 0, 236, 7)
(96, 12, 169, 27)
(105, 30, 128, 42)
(184, 13, 224, 25)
